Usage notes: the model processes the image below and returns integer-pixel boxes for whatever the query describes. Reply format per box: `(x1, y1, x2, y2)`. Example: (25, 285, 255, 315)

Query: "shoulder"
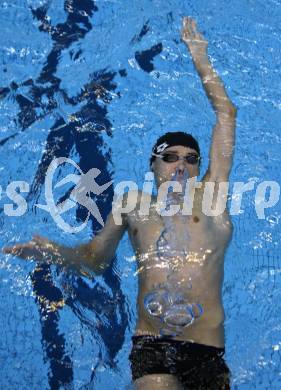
(195, 179, 233, 230)
(212, 210, 233, 231)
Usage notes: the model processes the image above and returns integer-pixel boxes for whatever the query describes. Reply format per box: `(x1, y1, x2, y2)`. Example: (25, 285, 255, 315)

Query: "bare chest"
(127, 204, 231, 256)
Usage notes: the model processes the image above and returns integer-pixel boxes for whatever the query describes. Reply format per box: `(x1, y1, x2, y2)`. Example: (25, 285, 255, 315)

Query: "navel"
(133, 228, 138, 236)
(193, 216, 200, 223)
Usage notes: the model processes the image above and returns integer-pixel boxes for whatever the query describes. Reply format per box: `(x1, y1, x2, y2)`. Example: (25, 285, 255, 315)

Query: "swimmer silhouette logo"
(36, 158, 112, 233)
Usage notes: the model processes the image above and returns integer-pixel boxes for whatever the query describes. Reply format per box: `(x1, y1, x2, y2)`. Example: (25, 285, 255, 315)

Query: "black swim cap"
(150, 131, 200, 166)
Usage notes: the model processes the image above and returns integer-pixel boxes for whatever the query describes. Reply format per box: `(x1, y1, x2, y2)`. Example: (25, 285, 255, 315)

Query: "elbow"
(80, 254, 112, 277)
(217, 104, 237, 122)
(226, 103, 237, 117)
(95, 259, 112, 275)
(89, 249, 114, 275)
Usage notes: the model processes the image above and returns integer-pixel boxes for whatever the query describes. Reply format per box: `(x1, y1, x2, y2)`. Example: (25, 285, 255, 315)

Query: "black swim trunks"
(129, 335, 231, 389)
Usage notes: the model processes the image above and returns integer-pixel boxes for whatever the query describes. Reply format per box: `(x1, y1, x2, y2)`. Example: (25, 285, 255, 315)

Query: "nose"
(176, 158, 186, 174)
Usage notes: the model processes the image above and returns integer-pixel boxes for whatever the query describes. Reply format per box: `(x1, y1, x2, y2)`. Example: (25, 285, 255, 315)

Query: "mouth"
(173, 168, 189, 179)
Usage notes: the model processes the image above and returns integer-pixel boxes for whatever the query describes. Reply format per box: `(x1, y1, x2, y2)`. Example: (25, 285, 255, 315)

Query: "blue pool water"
(1, 0, 281, 388)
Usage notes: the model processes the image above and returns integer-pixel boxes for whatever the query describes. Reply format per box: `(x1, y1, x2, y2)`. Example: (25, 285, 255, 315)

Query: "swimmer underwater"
(3, 17, 237, 389)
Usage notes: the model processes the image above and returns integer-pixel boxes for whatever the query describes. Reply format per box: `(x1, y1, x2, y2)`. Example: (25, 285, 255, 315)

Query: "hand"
(181, 17, 208, 59)
(2, 234, 57, 262)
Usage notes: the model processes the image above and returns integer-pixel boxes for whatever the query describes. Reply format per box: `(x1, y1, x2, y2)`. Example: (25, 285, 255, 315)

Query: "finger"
(2, 246, 13, 254)
(183, 16, 189, 24)
(5, 240, 36, 252)
(183, 17, 190, 29)
(190, 20, 198, 36)
(32, 234, 43, 240)
(3, 244, 20, 253)
(32, 235, 48, 244)
(3, 246, 23, 256)
(32, 235, 41, 244)
(191, 19, 202, 38)
(183, 16, 192, 25)
(183, 16, 192, 33)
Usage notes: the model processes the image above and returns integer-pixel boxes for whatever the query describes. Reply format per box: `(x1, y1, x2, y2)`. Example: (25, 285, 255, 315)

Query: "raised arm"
(181, 17, 237, 182)
(2, 210, 127, 276)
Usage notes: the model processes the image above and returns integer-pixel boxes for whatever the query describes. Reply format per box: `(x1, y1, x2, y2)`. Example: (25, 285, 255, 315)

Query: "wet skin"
(125, 145, 233, 348)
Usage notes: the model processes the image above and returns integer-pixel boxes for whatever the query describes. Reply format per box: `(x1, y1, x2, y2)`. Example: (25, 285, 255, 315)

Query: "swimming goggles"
(152, 152, 200, 165)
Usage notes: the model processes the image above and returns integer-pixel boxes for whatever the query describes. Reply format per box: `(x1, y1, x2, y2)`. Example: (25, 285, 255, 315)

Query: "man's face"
(151, 145, 200, 187)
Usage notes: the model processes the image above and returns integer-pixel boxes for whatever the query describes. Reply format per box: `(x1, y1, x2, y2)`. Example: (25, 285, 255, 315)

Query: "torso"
(126, 185, 233, 348)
